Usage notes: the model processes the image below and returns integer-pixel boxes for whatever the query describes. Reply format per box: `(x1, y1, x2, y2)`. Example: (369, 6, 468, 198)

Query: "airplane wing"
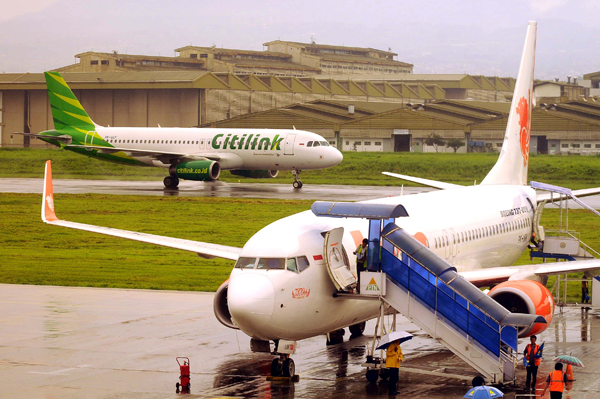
(65, 144, 223, 162)
(382, 172, 462, 190)
(41, 160, 241, 261)
(461, 259, 600, 287)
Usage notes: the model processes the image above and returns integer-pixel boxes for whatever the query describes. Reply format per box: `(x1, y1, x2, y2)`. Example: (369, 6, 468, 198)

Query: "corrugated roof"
(226, 58, 319, 71)
(74, 51, 205, 65)
(175, 45, 291, 58)
(263, 40, 397, 56)
(317, 52, 412, 67)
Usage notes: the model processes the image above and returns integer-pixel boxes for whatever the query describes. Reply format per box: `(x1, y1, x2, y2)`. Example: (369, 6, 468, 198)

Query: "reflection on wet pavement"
(2, 285, 600, 398)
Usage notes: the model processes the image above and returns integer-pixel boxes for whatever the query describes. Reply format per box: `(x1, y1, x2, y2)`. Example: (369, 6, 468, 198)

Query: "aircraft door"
(449, 228, 458, 257)
(84, 131, 94, 151)
(323, 227, 357, 292)
(442, 229, 450, 259)
(284, 134, 296, 155)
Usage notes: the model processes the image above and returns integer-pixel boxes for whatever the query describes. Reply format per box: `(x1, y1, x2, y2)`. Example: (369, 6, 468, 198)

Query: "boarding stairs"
(311, 201, 546, 384)
(530, 181, 600, 262)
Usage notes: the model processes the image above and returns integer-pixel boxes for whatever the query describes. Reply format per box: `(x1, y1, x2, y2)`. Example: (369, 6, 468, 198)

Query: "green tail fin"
(44, 72, 96, 135)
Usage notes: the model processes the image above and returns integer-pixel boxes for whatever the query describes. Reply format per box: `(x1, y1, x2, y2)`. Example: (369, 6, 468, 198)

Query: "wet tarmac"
(2, 178, 600, 209)
(1, 284, 600, 399)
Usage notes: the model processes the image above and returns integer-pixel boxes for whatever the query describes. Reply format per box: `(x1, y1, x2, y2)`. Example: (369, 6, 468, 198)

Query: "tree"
(425, 133, 446, 152)
(446, 138, 466, 153)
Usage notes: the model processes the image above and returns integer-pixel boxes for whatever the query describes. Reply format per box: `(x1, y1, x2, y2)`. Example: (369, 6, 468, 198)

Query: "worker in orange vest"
(386, 341, 403, 396)
(543, 362, 568, 399)
(523, 335, 541, 392)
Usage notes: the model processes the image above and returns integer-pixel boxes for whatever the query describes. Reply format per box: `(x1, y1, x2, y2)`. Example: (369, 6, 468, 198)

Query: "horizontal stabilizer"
(382, 172, 461, 190)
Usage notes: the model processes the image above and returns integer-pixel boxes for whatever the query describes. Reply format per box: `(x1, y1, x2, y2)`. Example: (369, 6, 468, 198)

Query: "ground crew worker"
(353, 238, 368, 293)
(523, 335, 541, 392)
(386, 340, 403, 396)
(542, 362, 568, 399)
(582, 277, 590, 304)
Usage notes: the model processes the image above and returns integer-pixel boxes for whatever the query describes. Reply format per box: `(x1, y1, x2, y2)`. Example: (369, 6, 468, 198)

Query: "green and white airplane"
(20, 72, 343, 188)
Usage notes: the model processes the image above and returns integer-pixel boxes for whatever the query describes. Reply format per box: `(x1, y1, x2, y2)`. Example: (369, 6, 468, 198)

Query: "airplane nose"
(330, 148, 343, 166)
(228, 273, 275, 334)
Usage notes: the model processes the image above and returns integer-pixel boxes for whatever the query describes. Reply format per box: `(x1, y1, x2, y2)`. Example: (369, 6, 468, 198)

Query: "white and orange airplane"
(39, 21, 600, 378)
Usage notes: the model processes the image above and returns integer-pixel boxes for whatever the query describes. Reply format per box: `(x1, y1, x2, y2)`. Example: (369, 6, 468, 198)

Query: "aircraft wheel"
(349, 322, 366, 337)
(282, 358, 295, 378)
(164, 176, 179, 188)
(366, 369, 379, 383)
(293, 181, 302, 189)
(472, 376, 485, 387)
(270, 358, 282, 377)
(326, 329, 345, 345)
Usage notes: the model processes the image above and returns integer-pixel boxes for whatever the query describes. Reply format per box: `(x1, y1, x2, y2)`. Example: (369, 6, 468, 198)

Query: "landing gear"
(349, 322, 366, 337)
(292, 170, 303, 189)
(326, 328, 345, 345)
(164, 176, 180, 188)
(270, 355, 295, 377)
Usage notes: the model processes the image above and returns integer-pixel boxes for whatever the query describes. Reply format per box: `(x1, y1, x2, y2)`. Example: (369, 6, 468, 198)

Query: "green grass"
(2, 190, 599, 299)
(0, 193, 312, 291)
(2, 148, 600, 188)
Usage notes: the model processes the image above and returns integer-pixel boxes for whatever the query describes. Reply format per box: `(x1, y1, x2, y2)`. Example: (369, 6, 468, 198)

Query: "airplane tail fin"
(481, 21, 537, 186)
(44, 72, 98, 136)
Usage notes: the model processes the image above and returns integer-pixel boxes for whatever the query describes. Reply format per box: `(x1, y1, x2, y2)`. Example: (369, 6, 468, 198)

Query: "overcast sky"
(1, 0, 598, 79)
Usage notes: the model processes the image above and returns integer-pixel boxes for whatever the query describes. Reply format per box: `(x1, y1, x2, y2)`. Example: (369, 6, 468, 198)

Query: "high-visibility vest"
(356, 244, 367, 262)
(549, 370, 565, 392)
(525, 343, 541, 367)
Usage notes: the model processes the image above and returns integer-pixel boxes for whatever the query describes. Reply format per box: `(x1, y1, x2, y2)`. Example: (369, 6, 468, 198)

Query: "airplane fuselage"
(51, 127, 342, 172)
(227, 184, 536, 341)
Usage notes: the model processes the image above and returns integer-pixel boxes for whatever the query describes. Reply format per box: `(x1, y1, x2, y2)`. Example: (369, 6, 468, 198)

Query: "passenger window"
(235, 257, 256, 269)
(307, 141, 313, 147)
(287, 258, 298, 273)
(257, 258, 285, 270)
(297, 256, 310, 272)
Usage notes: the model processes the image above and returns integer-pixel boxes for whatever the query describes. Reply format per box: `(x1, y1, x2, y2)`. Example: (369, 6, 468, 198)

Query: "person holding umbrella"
(376, 331, 412, 396)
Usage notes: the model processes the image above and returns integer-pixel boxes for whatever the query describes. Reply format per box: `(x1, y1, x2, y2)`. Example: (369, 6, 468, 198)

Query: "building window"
(596, 144, 600, 148)
(200, 54, 208, 58)
(551, 143, 556, 148)
(561, 143, 569, 148)
(364, 141, 371, 146)
(190, 54, 198, 59)
(572, 143, 580, 148)
(354, 141, 361, 145)
(375, 141, 382, 146)
(329, 141, 335, 145)
(584, 144, 591, 148)
(496, 143, 503, 147)
(345, 141, 349, 145)
(101, 60, 109, 65)
(90, 60, 99, 65)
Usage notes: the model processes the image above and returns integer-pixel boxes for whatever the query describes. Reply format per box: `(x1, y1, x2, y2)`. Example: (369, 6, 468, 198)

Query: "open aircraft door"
(323, 227, 356, 292)
(284, 134, 296, 155)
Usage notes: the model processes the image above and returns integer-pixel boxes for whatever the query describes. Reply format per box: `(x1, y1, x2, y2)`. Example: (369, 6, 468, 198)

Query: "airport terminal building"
(2, 39, 600, 154)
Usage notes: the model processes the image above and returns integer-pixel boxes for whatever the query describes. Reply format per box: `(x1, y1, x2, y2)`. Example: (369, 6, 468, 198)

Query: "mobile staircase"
(311, 201, 546, 384)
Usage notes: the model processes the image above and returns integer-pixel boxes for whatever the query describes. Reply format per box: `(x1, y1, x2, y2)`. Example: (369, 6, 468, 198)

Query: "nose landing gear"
(270, 355, 295, 378)
(292, 170, 303, 189)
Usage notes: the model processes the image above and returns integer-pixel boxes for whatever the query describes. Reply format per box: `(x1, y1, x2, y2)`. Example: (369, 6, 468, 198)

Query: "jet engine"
(488, 280, 554, 337)
(171, 160, 220, 181)
(213, 280, 238, 330)
(230, 170, 279, 179)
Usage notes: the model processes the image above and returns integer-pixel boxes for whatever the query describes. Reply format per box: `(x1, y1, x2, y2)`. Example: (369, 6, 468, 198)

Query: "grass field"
(2, 148, 600, 188)
(1, 189, 599, 301)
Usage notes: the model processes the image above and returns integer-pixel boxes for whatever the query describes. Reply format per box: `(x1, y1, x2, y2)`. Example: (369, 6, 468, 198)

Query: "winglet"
(42, 160, 58, 223)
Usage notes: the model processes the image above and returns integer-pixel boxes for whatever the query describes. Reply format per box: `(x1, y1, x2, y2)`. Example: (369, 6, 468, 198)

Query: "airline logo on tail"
(517, 90, 532, 167)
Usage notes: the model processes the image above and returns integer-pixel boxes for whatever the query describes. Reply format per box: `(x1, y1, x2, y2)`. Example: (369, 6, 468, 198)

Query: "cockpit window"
(286, 258, 297, 272)
(235, 257, 256, 269)
(312, 141, 321, 147)
(320, 141, 329, 146)
(257, 258, 285, 270)
(307, 141, 313, 147)
(297, 256, 310, 272)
